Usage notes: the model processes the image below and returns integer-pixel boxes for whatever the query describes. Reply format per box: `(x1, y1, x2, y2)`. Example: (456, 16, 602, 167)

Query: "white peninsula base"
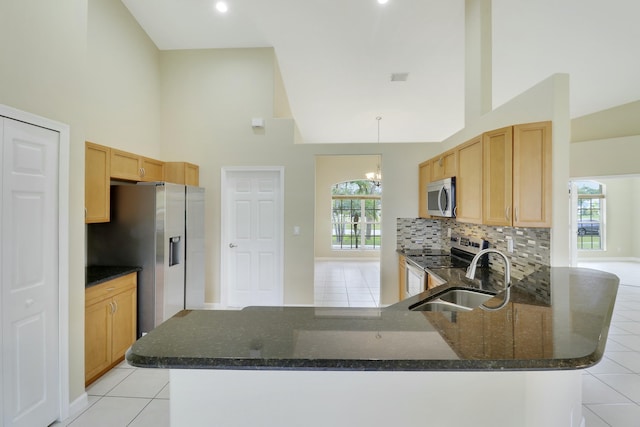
(170, 369, 583, 427)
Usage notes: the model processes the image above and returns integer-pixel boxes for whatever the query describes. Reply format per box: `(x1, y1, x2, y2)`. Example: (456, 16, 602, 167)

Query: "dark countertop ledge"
(86, 265, 142, 288)
(127, 267, 619, 372)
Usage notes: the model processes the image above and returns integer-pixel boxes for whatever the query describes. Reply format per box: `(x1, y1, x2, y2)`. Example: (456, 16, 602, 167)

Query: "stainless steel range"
(404, 234, 489, 298)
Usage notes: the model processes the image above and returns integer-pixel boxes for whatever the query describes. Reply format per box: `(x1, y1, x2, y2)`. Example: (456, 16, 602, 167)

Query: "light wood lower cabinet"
(85, 272, 137, 386)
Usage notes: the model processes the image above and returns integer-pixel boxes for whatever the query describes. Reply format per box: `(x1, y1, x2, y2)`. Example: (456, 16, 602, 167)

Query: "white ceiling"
(122, 0, 640, 144)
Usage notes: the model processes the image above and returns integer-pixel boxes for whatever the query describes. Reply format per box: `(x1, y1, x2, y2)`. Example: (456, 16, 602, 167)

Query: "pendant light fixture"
(365, 116, 382, 187)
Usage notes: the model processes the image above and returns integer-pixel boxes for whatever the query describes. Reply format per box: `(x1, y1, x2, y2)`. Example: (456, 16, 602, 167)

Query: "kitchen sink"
(409, 288, 496, 312)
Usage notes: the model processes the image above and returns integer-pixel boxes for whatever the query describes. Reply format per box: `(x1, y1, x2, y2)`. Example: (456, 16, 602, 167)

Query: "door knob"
(229, 243, 237, 248)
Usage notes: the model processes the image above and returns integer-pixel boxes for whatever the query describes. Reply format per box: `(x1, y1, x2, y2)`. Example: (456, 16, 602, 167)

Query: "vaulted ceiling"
(122, 0, 640, 143)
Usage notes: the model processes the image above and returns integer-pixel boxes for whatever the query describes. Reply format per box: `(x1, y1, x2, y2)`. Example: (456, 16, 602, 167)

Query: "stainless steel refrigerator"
(87, 182, 205, 337)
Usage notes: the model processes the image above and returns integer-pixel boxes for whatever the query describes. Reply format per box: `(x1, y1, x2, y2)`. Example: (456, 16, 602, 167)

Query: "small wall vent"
(390, 73, 409, 82)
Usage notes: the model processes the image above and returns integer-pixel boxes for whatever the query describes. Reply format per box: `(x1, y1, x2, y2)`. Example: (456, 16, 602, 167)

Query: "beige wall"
(0, 0, 88, 404)
(314, 155, 381, 259)
(86, 0, 161, 156)
(570, 135, 640, 178)
(158, 48, 441, 305)
(572, 100, 640, 143)
(1, 0, 164, 405)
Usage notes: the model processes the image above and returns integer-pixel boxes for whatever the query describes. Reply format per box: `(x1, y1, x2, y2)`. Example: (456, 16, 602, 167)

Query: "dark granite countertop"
(126, 267, 618, 372)
(86, 265, 142, 288)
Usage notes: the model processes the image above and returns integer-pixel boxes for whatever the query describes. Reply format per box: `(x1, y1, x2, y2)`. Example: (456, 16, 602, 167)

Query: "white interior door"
(1, 117, 60, 427)
(223, 168, 284, 308)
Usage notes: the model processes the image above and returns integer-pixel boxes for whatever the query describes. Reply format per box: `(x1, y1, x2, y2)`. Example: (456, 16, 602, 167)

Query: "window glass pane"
(576, 180, 604, 250)
(331, 181, 381, 250)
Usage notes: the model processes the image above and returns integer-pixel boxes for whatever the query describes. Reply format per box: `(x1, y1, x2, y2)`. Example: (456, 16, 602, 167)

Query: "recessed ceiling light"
(215, 1, 228, 13)
(377, 0, 389, 4)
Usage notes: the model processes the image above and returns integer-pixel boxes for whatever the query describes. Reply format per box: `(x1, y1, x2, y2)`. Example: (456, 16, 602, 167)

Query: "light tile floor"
(53, 360, 170, 427)
(57, 260, 640, 426)
(579, 260, 640, 426)
(314, 259, 381, 307)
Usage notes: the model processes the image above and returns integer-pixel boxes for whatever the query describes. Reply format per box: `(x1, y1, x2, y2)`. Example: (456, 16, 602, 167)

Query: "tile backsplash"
(397, 218, 551, 280)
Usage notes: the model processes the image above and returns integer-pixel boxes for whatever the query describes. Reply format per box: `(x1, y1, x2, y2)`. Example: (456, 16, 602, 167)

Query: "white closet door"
(1, 117, 60, 427)
(224, 169, 284, 308)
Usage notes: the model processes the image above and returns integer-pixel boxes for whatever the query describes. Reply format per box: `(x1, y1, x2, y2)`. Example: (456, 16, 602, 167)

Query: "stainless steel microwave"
(427, 177, 456, 217)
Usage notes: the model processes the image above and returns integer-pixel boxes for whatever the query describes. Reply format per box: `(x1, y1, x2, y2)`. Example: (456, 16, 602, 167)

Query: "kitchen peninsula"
(127, 267, 618, 427)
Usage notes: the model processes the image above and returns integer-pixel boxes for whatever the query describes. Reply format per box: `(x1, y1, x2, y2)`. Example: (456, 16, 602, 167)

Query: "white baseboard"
(66, 392, 89, 421)
(578, 257, 640, 263)
(203, 302, 223, 310)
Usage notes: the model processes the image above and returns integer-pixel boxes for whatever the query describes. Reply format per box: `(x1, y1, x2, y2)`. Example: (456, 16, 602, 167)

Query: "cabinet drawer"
(86, 273, 137, 306)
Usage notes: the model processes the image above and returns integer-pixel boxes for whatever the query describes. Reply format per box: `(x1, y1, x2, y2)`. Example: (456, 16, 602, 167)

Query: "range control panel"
(449, 234, 489, 255)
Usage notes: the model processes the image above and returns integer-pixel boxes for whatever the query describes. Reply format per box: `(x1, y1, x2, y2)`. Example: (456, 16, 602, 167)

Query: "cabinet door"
(418, 161, 430, 218)
(513, 121, 552, 227)
(165, 162, 200, 186)
(140, 156, 165, 182)
(398, 255, 406, 301)
(184, 163, 200, 186)
(430, 150, 457, 181)
(85, 141, 110, 223)
(456, 137, 482, 224)
(111, 285, 137, 361)
(85, 299, 112, 384)
(482, 126, 513, 226)
(111, 148, 142, 181)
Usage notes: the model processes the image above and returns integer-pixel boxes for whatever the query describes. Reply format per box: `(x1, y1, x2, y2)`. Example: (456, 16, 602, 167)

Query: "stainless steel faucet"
(465, 248, 511, 311)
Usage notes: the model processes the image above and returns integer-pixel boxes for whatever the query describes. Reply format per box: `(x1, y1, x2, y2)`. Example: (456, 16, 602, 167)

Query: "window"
(576, 181, 605, 250)
(331, 181, 381, 250)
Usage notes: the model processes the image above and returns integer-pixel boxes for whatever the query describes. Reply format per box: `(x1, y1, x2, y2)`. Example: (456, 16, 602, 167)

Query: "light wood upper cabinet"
(140, 156, 165, 182)
(456, 137, 483, 224)
(482, 126, 513, 226)
(482, 121, 551, 228)
(430, 150, 457, 181)
(513, 121, 552, 228)
(85, 142, 111, 223)
(110, 149, 141, 181)
(110, 148, 164, 182)
(165, 162, 200, 186)
(85, 272, 137, 386)
(418, 160, 430, 218)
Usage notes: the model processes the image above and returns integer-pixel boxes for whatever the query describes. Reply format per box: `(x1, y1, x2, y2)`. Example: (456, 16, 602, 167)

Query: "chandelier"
(365, 116, 382, 187)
